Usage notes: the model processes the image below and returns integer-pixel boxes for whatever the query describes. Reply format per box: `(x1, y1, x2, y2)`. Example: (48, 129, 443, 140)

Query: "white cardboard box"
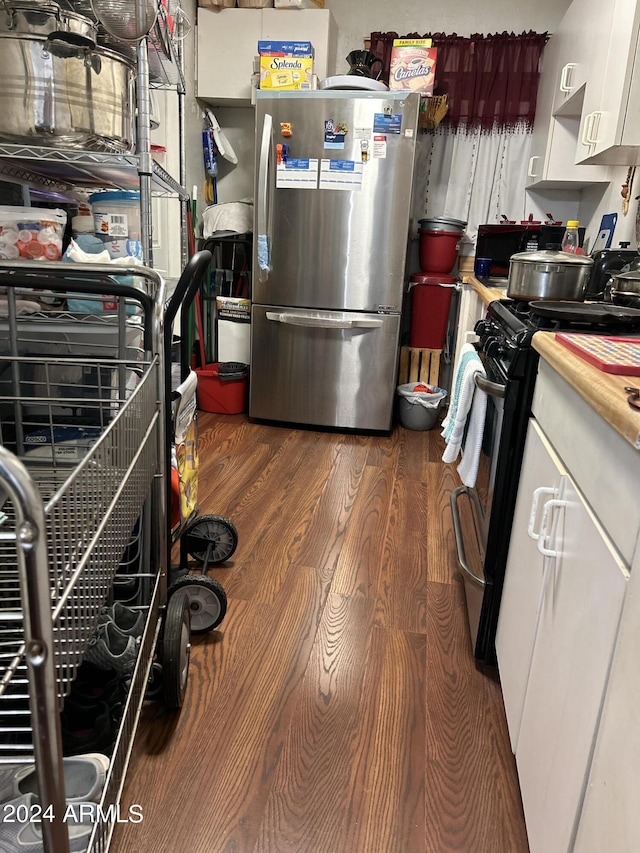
(274, 0, 324, 8)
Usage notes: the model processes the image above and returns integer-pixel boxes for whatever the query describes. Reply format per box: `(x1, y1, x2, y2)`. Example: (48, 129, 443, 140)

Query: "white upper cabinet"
(576, 0, 640, 164)
(197, 8, 336, 106)
(551, 0, 613, 116)
(526, 2, 609, 188)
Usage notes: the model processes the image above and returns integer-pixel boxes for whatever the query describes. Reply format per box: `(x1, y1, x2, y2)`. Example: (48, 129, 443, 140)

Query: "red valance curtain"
(369, 31, 548, 133)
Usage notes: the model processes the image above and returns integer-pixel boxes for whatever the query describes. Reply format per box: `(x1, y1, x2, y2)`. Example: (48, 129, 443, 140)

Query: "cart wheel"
(163, 591, 191, 710)
(185, 514, 238, 564)
(145, 661, 164, 701)
(168, 574, 227, 634)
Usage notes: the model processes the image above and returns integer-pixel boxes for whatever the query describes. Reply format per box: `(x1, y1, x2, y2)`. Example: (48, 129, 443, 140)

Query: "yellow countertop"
(458, 258, 507, 305)
(461, 273, 507, 306)
(533, 332, 640, 450)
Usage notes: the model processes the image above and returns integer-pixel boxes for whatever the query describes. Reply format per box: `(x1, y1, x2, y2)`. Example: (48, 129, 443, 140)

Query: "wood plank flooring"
(113, 414, 529, 853)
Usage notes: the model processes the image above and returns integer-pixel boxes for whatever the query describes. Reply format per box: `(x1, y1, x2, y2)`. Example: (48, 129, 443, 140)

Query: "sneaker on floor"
(0, 753, 109, 805)
(0, 793, 95, 852)
(61, 699, 115, 757)
(97, 602, 144, 638)
(84, 622, 140, 676)
(69, 665, 129, 718)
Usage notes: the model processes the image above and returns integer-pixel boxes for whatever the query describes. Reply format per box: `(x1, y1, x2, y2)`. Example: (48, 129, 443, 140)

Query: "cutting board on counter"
(556, 333, 640, 375)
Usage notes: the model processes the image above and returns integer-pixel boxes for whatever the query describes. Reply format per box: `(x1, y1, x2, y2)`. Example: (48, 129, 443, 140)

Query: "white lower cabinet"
(573, 542, 640, 852)
(496, 420, 563, 753)
(497, 418, 629, 853)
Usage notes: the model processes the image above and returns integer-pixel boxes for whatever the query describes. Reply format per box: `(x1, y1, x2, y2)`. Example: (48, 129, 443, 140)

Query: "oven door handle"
(450, 486, 486, 588)
(474, 374, 506, 399)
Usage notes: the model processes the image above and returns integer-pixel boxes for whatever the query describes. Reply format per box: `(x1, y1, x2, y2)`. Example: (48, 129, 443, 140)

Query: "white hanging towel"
(441, 343, 487, 488)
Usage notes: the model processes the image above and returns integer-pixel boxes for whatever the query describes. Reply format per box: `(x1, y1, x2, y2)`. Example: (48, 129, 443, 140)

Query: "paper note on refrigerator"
(319, 159, 363, 191)
(276, 158, 319, 189)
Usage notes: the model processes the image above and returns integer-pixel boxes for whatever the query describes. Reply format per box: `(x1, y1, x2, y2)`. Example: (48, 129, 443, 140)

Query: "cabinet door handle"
(581, 112, 596, 148)
(559, 62, 576, 93)
(527, 156, 540, 178)
(586, 110, 602, 145)
(536, 498, 567, 558)
(527, 486, 555, 542)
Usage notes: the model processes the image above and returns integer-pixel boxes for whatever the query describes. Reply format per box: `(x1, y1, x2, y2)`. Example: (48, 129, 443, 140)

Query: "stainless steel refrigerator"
(250, 90, 420, 431)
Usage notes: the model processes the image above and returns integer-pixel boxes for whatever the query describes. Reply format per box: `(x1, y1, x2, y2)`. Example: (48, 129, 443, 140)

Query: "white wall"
(579, 168, 639, 253)
(188, 0, 572, 214)
(325, 0, 571, 77)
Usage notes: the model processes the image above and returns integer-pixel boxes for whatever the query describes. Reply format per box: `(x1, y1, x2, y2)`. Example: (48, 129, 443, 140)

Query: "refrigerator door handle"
(266, 312, 384, 330)
(257, 112, 274, 283)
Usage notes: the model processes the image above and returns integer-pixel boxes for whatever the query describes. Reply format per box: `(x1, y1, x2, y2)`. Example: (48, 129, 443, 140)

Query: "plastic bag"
(63, 239, 143, 313)
(396, 383, 447, 409)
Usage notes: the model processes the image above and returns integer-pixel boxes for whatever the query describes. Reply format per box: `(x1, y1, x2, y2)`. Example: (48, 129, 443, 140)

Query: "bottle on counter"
(561, 220, 580, 254)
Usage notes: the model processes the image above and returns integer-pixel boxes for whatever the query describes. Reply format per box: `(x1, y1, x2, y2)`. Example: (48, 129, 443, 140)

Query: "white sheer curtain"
(412, 128, 533, 252)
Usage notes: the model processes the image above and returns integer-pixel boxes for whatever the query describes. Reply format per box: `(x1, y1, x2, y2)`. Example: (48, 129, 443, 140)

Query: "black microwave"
(476, 224, 585, 277)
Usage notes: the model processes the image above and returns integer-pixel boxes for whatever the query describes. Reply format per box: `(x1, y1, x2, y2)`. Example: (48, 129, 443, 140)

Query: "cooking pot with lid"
(0, 31, 135, 152)
(0, 2, 97, 44)
(507, 249, 593, 301)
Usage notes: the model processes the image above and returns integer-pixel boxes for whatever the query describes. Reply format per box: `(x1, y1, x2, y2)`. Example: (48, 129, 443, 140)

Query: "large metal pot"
(0, 2, 97, 44)
(507, 249, 593, 301)
(0, 31, 135, 153)
(605, 269, 640, 309)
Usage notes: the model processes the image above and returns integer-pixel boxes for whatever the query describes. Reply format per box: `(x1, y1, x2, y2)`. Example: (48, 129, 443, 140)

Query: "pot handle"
(47, 30, 96, 51)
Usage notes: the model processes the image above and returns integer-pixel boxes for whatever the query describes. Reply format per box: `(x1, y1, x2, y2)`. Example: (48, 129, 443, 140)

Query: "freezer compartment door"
(249, 305, 400, 430)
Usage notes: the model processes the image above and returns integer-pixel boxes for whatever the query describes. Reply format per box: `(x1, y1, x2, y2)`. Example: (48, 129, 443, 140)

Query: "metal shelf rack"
(0, 145, 187, 199)
(67, 0, 186, 92)
(0, 0, 189, 266)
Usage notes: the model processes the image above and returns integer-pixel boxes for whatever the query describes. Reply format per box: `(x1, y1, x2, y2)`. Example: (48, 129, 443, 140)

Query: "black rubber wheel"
(184, 514, 238, 564)
(145, 661, 164, 701)
(167, 574, 227, 634)
(162, 591, 191, 709)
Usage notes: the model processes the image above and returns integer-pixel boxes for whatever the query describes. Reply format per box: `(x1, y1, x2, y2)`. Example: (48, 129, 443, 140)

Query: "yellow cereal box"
(389, 39, 437, 96)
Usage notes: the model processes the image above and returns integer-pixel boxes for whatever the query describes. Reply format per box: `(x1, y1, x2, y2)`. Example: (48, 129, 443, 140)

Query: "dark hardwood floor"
(113, 413, 529, 853)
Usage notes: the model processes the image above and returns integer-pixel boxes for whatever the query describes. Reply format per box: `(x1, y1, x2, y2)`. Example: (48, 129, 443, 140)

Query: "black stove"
(478, 298, 640, 369)
(452, 296, 640, 666)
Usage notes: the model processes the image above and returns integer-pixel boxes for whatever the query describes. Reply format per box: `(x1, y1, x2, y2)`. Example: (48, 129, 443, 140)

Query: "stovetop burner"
(490, 298, 640, 339)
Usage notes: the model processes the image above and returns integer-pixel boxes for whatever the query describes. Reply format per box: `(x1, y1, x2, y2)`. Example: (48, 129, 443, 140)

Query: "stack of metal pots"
(0, 2, 135, 153)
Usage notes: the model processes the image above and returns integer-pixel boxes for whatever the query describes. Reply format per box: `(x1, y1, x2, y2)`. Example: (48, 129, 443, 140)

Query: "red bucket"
(419, 229, 461, 274)
(196, 362, 248, 414)
(409, 273, 456, 349)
